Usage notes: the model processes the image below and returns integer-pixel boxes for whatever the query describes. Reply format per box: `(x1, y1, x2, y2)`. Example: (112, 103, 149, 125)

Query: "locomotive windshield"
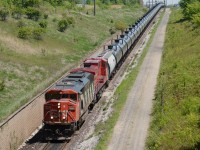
(45, 93, 77, 101)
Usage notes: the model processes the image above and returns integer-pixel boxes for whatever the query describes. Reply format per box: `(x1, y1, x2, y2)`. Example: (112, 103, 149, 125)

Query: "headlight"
(51, 116, 53, 119)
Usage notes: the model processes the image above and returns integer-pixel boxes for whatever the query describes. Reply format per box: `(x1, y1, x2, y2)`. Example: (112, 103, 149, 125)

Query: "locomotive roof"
(52, 71, 93, 94)
(84, 59, 100, 64)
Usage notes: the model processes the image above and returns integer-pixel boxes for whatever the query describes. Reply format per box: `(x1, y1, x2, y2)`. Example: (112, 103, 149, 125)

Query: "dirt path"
(107, 9, 171, 150)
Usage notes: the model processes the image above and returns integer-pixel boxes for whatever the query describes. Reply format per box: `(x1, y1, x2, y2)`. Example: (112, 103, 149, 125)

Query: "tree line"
(180, 0, 200, 26)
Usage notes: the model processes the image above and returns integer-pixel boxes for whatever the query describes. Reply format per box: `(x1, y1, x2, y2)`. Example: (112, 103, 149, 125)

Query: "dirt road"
(107, 9, 171, 150)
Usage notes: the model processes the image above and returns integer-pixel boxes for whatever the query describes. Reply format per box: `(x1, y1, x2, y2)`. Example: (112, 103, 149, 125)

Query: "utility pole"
(164, 0, 167, 6)
(94, 0, 96, 16)
(139, 0, 143, 6)
(149, 0, 151, 8)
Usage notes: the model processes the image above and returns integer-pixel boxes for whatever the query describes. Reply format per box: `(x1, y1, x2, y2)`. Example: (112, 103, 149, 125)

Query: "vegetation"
(146, 9, 200, 149)
(57, 19, 69, 32)
(0, 7, 9, 21)
(180, 0, 200, 26)
(115, 20, 127, 32)
(0, 0, 145, 122)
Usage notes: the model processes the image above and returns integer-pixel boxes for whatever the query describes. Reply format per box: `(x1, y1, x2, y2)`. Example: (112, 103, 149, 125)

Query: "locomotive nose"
(43, 100, 77, 124)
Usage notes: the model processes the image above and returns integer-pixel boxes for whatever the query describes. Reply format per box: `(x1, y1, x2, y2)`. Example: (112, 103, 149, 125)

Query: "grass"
(94, 10, 164, 150)
(146, 8, 200, 149)
(0, 4, 145, 122)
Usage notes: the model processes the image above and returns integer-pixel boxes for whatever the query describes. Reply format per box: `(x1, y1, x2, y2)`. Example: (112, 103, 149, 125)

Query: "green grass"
(95, 10, 164, 150)
(0, 4, 145, 122)
(146, 8, 200, 150)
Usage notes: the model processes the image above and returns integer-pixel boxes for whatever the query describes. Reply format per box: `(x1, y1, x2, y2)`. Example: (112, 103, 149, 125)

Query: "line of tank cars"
(43, 3, 164, 139)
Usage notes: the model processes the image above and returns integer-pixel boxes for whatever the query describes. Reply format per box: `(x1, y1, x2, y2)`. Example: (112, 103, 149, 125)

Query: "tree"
(192, 12, 200, 26)
(13, 0, 39, 8)
(179, 0, 200, 26)
(185, 2, 200, 20)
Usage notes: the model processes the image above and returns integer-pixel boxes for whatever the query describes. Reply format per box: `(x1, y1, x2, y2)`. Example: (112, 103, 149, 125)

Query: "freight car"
(43, 2, 164, 139)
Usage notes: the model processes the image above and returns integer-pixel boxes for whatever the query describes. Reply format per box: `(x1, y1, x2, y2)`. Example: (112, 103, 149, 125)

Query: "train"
(42, 3, 164, 140)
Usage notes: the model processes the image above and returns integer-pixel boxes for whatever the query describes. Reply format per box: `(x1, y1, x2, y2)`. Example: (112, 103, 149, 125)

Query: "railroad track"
(42, 141, 68, 150)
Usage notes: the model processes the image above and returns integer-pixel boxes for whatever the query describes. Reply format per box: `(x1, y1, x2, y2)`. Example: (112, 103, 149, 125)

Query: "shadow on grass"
(180, 142, 200, 150)
(174, 18, 187, 23)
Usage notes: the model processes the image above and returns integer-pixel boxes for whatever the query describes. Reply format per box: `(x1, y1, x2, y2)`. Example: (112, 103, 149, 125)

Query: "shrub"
(32, 27, 44, 40)
(52, 18, 57, 22)
(66, 16, 75, 25)
(110, 19, 114, 23)
(39, 20, 47, 28)
(58, 19, 68, 32)
(22, 0, 39, 8)
(115, 21, 126, 32)
(192, 12, 200, 26)
(0, 79, 5, 91)
(0, 8, 9, 21)
(11, 7, 23, 19)
(17, 20, 26, 28)
(43, 13, 48, 19)
(25, 7, 41, 21)
(109, 28, 116, 35)
(18, 27, 31, 39)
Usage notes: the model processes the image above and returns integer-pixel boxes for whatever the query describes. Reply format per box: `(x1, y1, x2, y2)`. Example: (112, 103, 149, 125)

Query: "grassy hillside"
(0, 3, 145, 122)
(146, 8, 200, 149)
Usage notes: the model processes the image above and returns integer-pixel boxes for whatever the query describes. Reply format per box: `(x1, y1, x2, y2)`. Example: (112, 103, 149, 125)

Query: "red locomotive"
(43, 3, 164, 139)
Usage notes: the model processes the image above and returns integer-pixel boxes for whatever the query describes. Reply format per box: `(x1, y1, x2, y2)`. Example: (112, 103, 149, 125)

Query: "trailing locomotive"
(43, 3, 164, 139)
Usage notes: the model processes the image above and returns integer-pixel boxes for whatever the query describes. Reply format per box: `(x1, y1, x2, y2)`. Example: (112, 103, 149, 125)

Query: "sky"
(143, 0, 181, 5)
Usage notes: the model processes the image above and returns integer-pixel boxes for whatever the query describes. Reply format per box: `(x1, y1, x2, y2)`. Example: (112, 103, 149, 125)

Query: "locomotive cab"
(43, 90, 79, 125)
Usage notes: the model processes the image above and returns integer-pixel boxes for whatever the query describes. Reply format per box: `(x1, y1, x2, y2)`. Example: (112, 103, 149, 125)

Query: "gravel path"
(107, 8, 171, 150)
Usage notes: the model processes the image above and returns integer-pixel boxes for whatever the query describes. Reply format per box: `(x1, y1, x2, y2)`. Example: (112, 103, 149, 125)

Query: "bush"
(58, 19, 68, 32)
(25, 7, 41, 21)
(44, 13, 48, 19)
(11, 7, 23, 19)
(52, 18, 57, 22)
(109, 27, 116, 35)
(66, 16, 75, 25)
(192, 12, 200, 26)
(17, 20, 26, 28)
(0, 79, 5, 91)
(115, 21, 126, 32)
(18, 27, 31, 39)
(39, 20, 47, 28)
(32, 27, 45, 40)
(0, 8, 9, 21)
